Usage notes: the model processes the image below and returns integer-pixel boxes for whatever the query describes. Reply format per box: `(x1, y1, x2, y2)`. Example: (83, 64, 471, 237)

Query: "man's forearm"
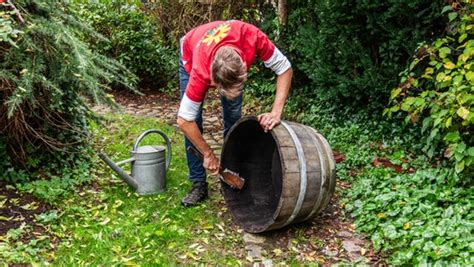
(272, 68, 293, 116)
(177, 117, 213, 157)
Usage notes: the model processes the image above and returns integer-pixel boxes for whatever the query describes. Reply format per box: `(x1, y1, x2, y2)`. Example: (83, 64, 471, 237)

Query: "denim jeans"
(179, 49, 242, 185)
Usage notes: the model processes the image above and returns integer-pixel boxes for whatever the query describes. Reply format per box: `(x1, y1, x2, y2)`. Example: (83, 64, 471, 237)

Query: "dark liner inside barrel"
(221, 118, 282, 233)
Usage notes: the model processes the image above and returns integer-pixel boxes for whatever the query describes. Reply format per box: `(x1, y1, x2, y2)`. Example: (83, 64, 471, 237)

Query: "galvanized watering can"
(99, 129, 172, 195)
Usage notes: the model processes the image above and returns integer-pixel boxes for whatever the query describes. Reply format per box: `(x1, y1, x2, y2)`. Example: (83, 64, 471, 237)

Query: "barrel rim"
(220, 116, 284, 233)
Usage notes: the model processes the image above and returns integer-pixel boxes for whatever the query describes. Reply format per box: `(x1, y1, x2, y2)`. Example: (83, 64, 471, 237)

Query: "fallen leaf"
(216, 223, 225, 232)
(202, 224, 213, 230)
(403, 222, 411, 230)
(0, 215, 11, 221)
(99, 217, 110, 225)
(273, 248, 282, 257)
(189, 243, 200, 249)
(21, 202, 38, 210)
(168, 242, 176, 249)
(113, 200, 123, 209)
(305, 255, 316, 261)
(291, 246, 300, 253)
(0, 199, 7, 208)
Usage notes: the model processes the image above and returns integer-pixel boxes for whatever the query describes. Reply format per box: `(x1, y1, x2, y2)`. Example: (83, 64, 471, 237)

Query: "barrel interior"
(221, 119, 282, 233)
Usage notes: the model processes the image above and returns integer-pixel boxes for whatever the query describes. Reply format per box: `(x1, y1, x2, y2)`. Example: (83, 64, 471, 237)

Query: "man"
(177, 20, 292, 207)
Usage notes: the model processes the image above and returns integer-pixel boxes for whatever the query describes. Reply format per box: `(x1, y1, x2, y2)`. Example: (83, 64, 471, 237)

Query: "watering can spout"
(99, 129, 172, 195)
(98, 152, 138, 190)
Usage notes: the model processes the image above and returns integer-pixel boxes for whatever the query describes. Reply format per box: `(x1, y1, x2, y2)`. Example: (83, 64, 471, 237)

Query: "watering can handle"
(133, 129, 172, 171)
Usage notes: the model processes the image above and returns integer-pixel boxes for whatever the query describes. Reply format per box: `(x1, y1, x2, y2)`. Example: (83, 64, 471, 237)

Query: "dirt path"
(93, 90, 385, 265)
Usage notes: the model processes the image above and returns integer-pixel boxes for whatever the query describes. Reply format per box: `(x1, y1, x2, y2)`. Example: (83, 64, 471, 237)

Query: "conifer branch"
(1, 0, 137, 166)
(6, 0, 25, 24)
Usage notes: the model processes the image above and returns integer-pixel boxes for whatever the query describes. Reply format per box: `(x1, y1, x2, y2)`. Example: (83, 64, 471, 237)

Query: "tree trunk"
(278, 0, 287, 26)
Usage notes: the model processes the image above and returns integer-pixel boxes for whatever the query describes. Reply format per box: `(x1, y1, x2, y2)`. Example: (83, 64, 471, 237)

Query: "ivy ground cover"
(314, 113, 473, 265)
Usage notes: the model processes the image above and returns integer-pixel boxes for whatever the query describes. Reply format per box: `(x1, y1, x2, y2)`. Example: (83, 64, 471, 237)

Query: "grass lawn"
(3, 113, 327, 265)
(50, 114, 247, 265)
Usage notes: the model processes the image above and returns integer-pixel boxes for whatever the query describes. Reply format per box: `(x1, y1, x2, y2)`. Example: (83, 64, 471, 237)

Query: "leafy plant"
(386, 0, 474, 174)
(343, 167, 473, 265)
(0, 6, 23, 47)
(0, 0, 136, 176)
(15, 149, 96, 203)
(278, 0, 445, 111)
(72, 1, 177, 89)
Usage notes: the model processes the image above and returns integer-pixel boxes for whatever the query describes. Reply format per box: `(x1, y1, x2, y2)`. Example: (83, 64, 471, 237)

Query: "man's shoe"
(181, 183, 208, 207)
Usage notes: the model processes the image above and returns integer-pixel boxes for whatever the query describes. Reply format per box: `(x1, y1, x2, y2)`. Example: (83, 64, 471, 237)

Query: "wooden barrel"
(220, 116, 336, 233)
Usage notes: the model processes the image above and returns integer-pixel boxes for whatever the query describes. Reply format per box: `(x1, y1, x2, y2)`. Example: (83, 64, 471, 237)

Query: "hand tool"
(187, 146, 245, 189)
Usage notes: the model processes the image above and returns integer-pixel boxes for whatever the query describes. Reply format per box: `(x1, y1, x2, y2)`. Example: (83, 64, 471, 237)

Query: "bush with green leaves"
(275, 0, 445, 111)
(386, 1, 473, 174)
(0, 0, 135, 180)
(344, 167, 472, 265)
(72, 2, 177, 89)
(0, 7, 22, 46)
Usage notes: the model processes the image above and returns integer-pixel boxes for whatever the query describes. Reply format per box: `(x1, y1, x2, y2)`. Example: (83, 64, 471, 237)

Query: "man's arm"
(257, 67, 293, 132)
(254, 27, 292, 132)
(176, 117, 219, 174)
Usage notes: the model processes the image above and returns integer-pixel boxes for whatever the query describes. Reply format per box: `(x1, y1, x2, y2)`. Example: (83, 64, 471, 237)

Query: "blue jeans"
(179, 51, 242, 185)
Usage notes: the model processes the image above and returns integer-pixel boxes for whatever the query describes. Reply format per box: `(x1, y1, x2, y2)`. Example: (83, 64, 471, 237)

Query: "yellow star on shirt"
(202, 23, 231, 46)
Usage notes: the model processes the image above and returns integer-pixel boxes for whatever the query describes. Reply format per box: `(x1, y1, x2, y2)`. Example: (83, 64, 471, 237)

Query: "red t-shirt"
(179, 20, 291, 121)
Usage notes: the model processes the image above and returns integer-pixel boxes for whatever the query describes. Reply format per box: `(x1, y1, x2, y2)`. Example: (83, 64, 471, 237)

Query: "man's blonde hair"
(211, 46, 247, 99)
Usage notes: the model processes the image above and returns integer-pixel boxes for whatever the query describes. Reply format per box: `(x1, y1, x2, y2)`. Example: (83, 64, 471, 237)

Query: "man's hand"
(203, 150, 219, 175)
(257, 112, 281, 133)
(257, 68, 292, 133)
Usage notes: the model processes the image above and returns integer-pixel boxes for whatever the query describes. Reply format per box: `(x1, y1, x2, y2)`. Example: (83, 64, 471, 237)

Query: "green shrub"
(280, 0, 445, 111)
(72, 2, 177, 90)
(0, 0, 135, 178)
(344, 167, 472, 265)
(0, 7, 22, 47)
(386, 1, 473, 175)
(14, 150, 96, 203)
